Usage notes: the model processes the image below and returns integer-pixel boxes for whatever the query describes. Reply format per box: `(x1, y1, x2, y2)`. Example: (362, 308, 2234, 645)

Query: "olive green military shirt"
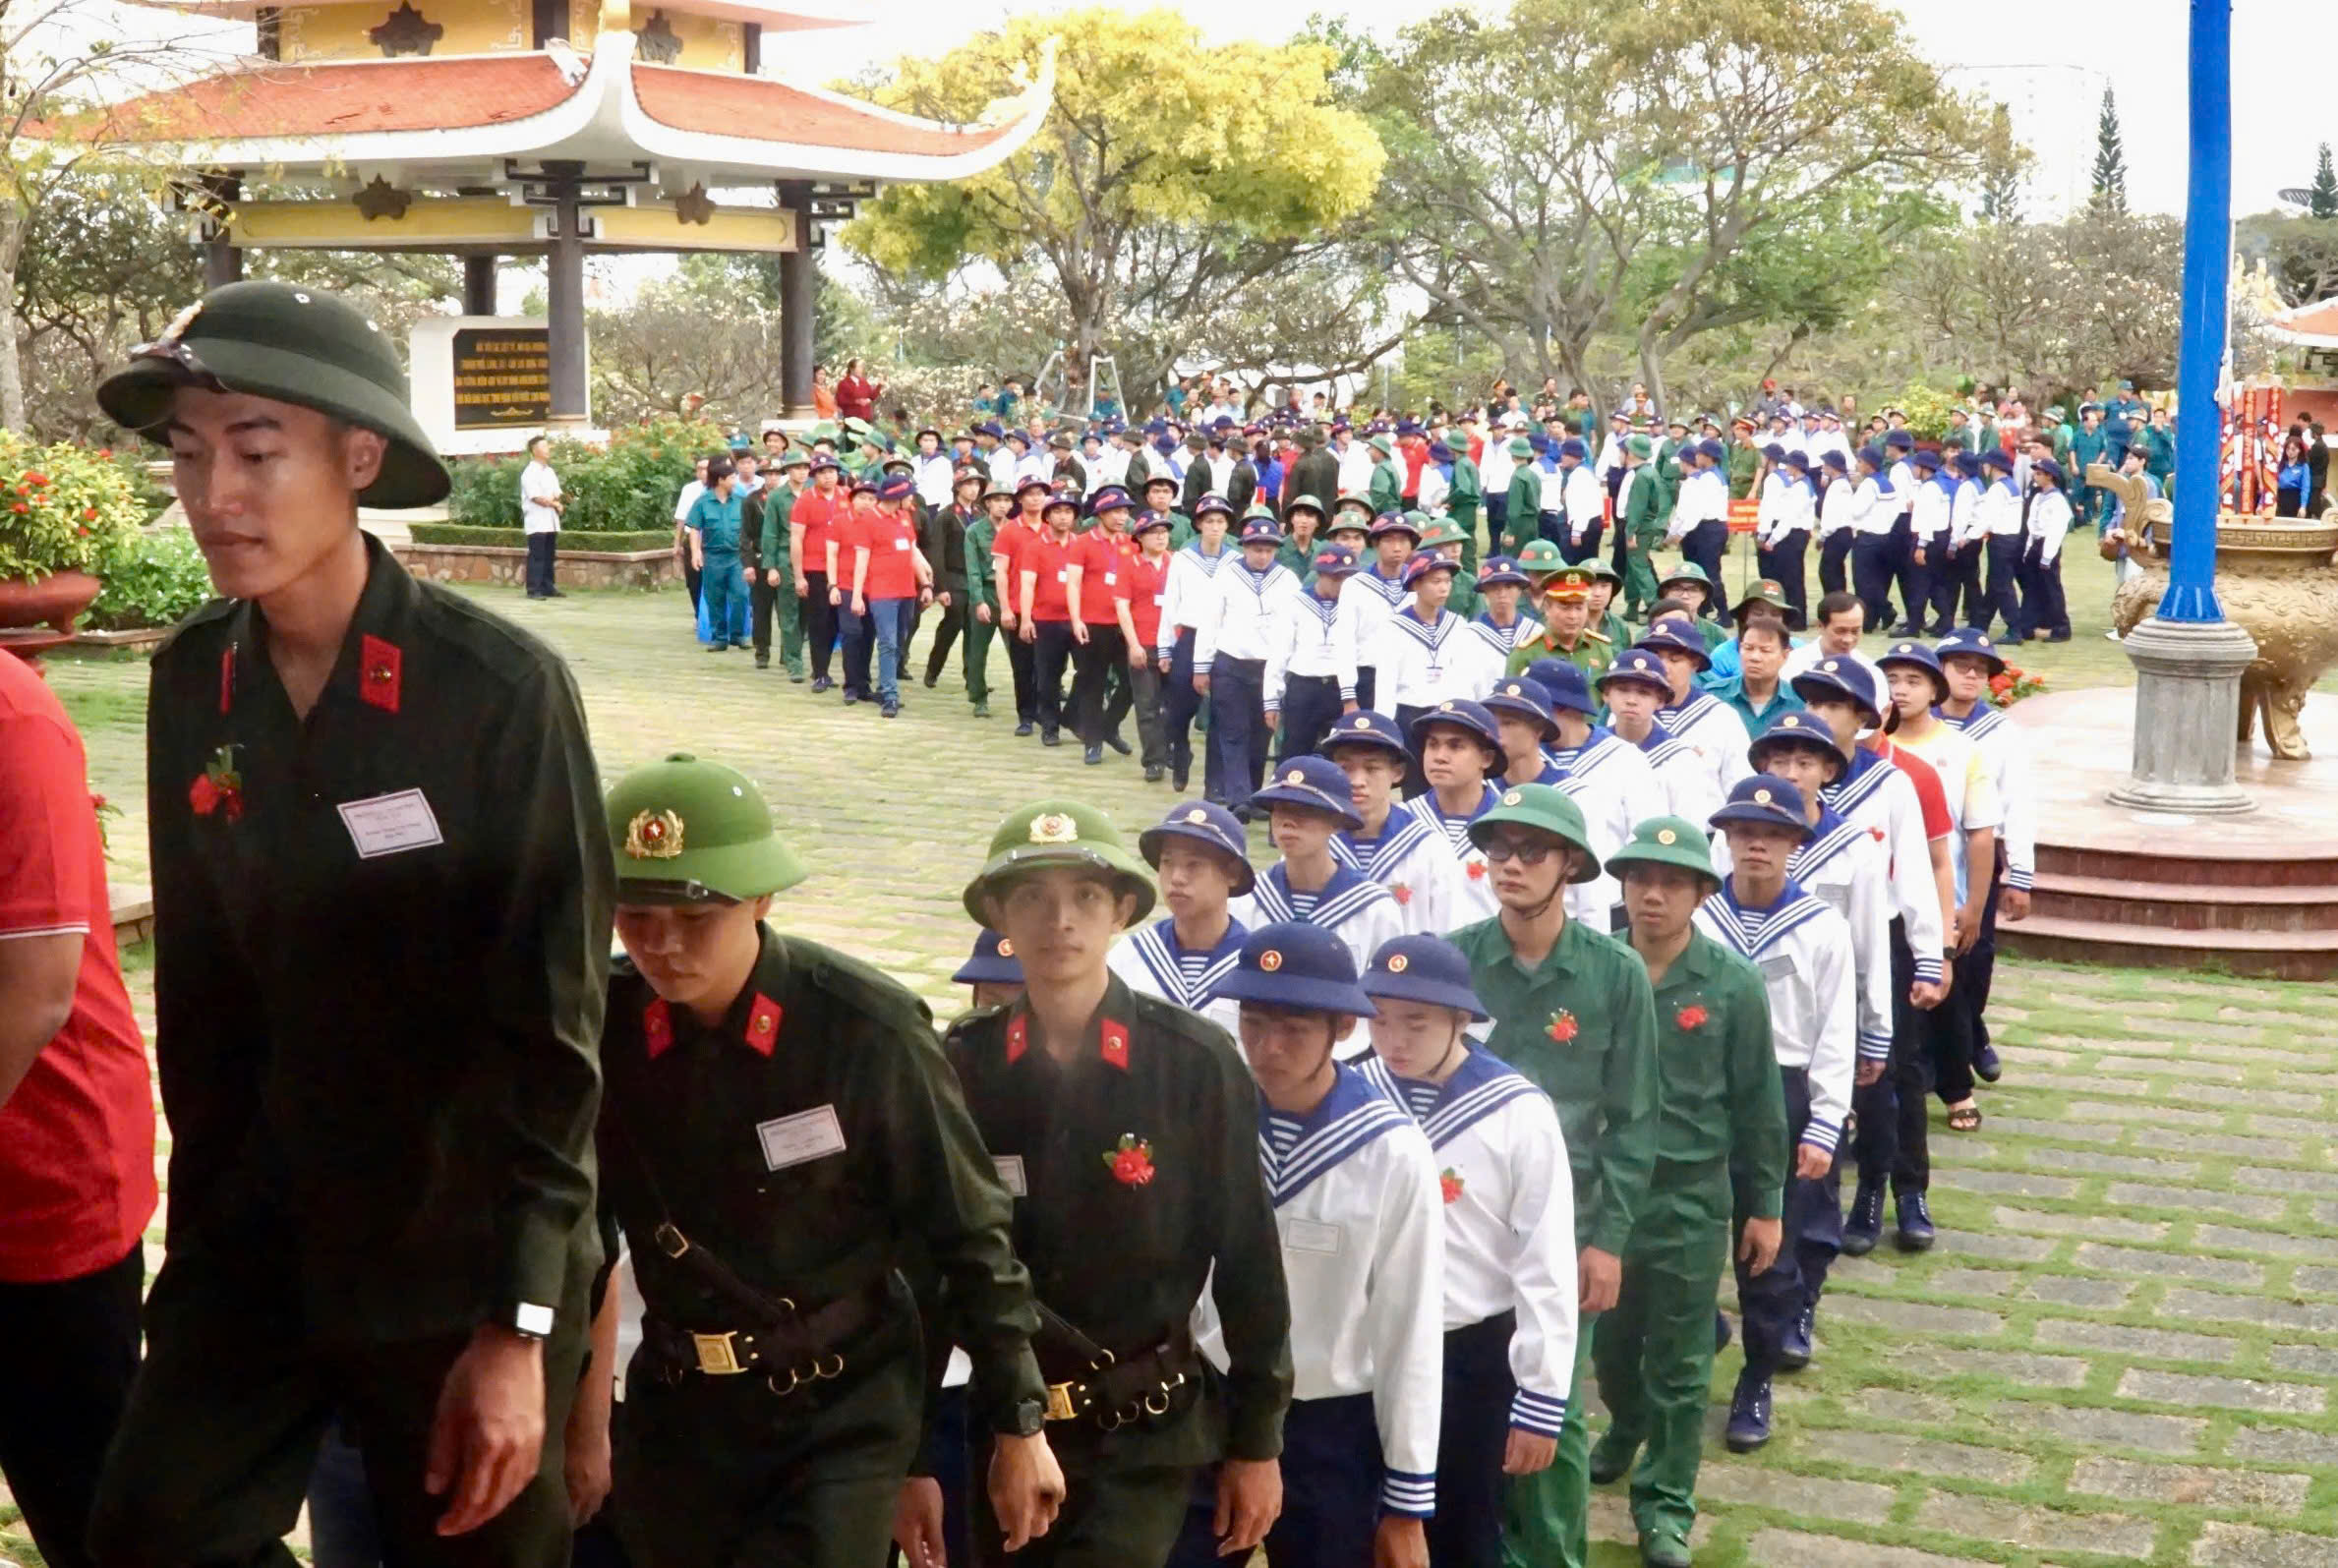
(146, 532, 611, 1341)
(964, 514, 1001, 608)
(1447, 456, 1484, 520)
(601, 930, 1047, 1431)
(943, 976, 1293, 1467)
(1452, 915, 1659, 1257)
(1641, 932, 1787, 1220)
(1505, 623, 1612, 682)
(757, 478, 800, 568)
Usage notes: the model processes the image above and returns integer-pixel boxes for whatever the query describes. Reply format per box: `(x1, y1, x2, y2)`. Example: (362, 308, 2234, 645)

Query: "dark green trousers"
(964, 608, 996, 707)
(613, 1347, 920, 1568)
(1499, 1326, 1595, 1568)
(88, 1250, 585, 1568)
(1589, 1169, 1732, 1546)
(971, 1435, 1194, 1568)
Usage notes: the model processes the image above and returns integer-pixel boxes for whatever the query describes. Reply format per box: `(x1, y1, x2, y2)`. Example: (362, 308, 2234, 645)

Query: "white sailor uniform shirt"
(1850, 476, 1897, 537)
(1561, 463, 1604, 543)
(1911, 475, 1954, 553)
(1718, 807, 1893, 1062)
(1694, 879, 1857, 1155)
(1015, 449, 1054, 488)
(1335, 800, 1463, 940)
(1626, 723, 1723, 828)
(1194, 559, 1303, 674)
(1267, 586, 1361, 713)
(1978, 477, 2023, 540)
(1106, 914, 1248, 1038)
(1375, 608, 1475, 717)
(1820, 749, 1948, 987)
(1336, 442, 1377, 498)
(1766, 477, 1815, 546)
(1246, 1067, 1446, 1517)
(1947, 702, 2035, 893)
(1404, 780, 1503, 928)
(2028, 488, 2074, 565)
(1656, 689, 1752, 797)
(1815, 474, 1855, 545)
(1539, 746, 1631, 926)
(1230, 862, 1408, 996)
(1342, 565, 1411, 675)
(1452, 611, 1542, 696)
(1756, 470, 1788, 543)
(1157, 544, 1233, 660)
(1357, 1050, 1575, 1438)
(1887, 458, 1916, 516)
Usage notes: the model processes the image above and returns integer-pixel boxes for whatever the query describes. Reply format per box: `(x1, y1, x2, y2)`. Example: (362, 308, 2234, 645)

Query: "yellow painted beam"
(229, 196, 539, 248)
(594, 203, 797, 253)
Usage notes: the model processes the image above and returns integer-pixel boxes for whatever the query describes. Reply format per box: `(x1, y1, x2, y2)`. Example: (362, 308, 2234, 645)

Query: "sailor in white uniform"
(1374, 552, 1477, 727)
(1401, 700, 1509, 928)
(1636, 621, 1751, 796)
(1229, 755, 1407, 994)
(1934, 628, 2035, 1086)
(1340, 513, 1417, 710)
(1518, 658, 1655, 933)
(1110, 800, 1255, 1036)
(1322, 711, 1462, 938)
(1356, 934, 1574, 1568)
(1204, 922, 1446, 1568)
(1451, 555, 1544, 695)
(1596, 650, 1724, 827)
(1696, 776, 1857, 1454)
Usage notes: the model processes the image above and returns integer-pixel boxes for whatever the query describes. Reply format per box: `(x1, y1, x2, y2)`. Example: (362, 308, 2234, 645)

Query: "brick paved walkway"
(11, 582, 2335, 1568)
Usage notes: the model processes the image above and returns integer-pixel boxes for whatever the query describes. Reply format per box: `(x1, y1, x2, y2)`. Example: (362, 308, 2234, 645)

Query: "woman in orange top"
(811, 363, 838, 420)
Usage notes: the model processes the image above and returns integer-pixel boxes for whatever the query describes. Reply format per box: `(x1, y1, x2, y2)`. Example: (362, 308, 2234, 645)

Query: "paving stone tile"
(2134, 1129, 2302, 1161)
(2023, 1274, 2135, 1309)
(2316, 1200, 2338, 1227)
(1847, 1388, 1959, 1424)
(2020, 1146, 2200, 1180)
(1897, 1349, 2085, 1388)
(2194, 1085, 2326, 1112)
(2094, 1055, 2245, 1081)
(2073, 1242, 2263, 1288)
(2116, 1369, 2327, 1415)
(2190, 1522, 2338, 1567)
(2295, 1264, 2338, 1296)
(1992, 1400, 2205, 1455)
(2224, 1425, 2338, 1465)
(2247, 1115, 2331, 1139)
(2267, 1343, 2338, 1377)
(1746, 1529, 1998, 1568)
(1946, 1168, 2083, 1201)
(1927, 1268, 2018, 1298)
(2107, 1184, 2289, 1222)
(2192, 1224, 2331, 1258)
(1911, 1494, 2157, 1558)
(1987, 1115, 2122, 1143)
(2063, 1099, 2230, 1128)
(1799, 1428, 2035, 1484)
(1824, 1296, 2004, 1337)
(2032, 1318, 2241, 1364)
(1693, 1465, 1897, 1524)
(2072, 1457, 2311, 1513)
(1997, 1206, 2165, 1242)
(2161, 1288, 2338, 1335)
(2020, 1073, 2153, 1098)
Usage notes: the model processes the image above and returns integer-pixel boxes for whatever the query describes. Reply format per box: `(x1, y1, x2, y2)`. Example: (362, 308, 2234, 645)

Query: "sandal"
(1946, 1103, 1982, 1132)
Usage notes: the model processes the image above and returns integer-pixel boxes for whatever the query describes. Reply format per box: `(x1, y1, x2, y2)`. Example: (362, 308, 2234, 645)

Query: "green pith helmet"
(1515, 539, 1565, 574)
(606, 753, 808, 904)
(1418, 517, 1467, 550)
(1605, 815, 1721, 888)
(96, 281, 450, 508)
(1661, 561, 1714, 592)
(1284, 493, 1327, 521)
(1466, 784, 1602, 883)
(962, 799, 1156, 926)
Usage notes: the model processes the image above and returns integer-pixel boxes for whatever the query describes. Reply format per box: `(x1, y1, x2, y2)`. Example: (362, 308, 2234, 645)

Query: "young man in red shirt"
(829, 479, 885, 705)
(0, 648, 156, 1568)
(993, 477, 1051, 736)
(1114, 508, 1175, 782)
(1067, 485, 1136, 766)
(1018, 488, 1084, 748)
(789, 455, 848, 692)
(848, 475, 936, 718)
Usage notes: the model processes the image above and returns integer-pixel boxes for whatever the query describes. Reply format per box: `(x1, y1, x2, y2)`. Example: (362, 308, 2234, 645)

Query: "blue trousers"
(2017, 549, 2068, 638)
(1163, 628, 1220, 794)
(1537, 508, 1564, 546)
(1983, 536, 2024, 639)
(1818, 530, 1852, 597)
(1888, 512, 1921, 627)
(1277, 672, 1344, 764)
(1853, 920, 1930, 1197)
(866, 597, 913, 704)
(1851, 534, 1897, 629)
(1736, 1069, 1841, 1378)
(1431, 1312, 1517, 1568)
(1166, 1396, 1381, 1568)
(1757, 530, 1808, 627)
(1209, 656, 1269, 811)
(1561, 521, 1605, 565)
(1679, 520, 1725, 596)
(696, 551, 747, 646)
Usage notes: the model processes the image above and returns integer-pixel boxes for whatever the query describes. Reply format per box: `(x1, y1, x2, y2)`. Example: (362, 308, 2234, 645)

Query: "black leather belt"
(642, 1273, 887, 1393)
(1033, 1320, 1203, 1431)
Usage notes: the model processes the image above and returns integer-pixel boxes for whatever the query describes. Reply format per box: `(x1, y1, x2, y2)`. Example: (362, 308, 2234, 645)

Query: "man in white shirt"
(1333, 422, 1377, 500)
(1323, 712, 1461, 939)
(1268, 542, 1363, 762)
(2016, 458, 2074, 642)
(1975, 447, 2024, 643)
(519, 434, 565, 600)
(1904, 449, 1952, 636)
(1194, 511, 1305, 815)
(1559, 439, 1606, 565)
(910, 427, 956, 510)
(1110, 801, 1253, 1036)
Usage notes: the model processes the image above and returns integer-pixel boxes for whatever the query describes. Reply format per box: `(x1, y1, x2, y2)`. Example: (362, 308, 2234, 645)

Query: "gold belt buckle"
(1044, 1381, 1079, 1422)
(692, 1331, 747, 1375)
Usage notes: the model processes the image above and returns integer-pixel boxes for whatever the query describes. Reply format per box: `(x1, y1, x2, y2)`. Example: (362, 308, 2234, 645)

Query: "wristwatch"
(504, 1302, 555, 1341)
(1003, 1398, 1048, 1438)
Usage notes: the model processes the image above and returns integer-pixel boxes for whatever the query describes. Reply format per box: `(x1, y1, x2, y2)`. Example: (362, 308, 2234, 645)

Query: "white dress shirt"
(1562, 464, 1604, 543)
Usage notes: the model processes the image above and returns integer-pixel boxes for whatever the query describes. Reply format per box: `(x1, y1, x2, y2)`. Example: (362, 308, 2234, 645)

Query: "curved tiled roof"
(626, 65, 1023, 157)
(86, 54, 582, 141)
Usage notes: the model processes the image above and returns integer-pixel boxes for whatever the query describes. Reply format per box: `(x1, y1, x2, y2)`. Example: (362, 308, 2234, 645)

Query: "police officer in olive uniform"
(937, 801, 1294, 1568)
(89, 280, 611, 1568)
(1505, 566, 1612, 683)
(964, 477, 1016, 719)
(588, 755, 1064, 1568)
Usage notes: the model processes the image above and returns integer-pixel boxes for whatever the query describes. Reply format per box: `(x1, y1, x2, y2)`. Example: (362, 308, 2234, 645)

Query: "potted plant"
(0, 434, 147, 635)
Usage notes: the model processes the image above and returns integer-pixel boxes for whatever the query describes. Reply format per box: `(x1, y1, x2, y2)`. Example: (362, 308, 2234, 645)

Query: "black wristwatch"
(1003, 1398, 1048, 1438)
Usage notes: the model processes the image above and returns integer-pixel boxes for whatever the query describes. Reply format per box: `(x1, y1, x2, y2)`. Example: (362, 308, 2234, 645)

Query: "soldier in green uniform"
(1447, 785, 1659, 1568)
(934, 802, 1294, 1567)
(920, 464, 983, 693)
(1513, 538, 1565, 601)
(750, 447, 811, 677)
(1421, 516, 1481, 620)
(1507, 566, 1612, 682)
(1618, 436, 1666, 619)
(1330, 494, 1375, 553)
(1501, 437, 1542, 555)
(585, 755, 1066, 1567)
(89, 280, 612, 1567)
(1587, 561, 1632, 652)
(1140, 473, 1195, 552)
(1654, 564, 1731, 650)
(1443, 435, 1485, 570)
(1588, 820, 1785, 1568)
(1361, 434, 1401, 515)
(1275, 494, 1327, 579)
(963, 478, 1015, 719)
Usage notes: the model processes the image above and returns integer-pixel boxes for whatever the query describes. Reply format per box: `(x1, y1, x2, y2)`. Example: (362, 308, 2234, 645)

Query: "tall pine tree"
(2090, 86, 2128, 215)
(2310, 143, 2338, 220)
(1979, 102, 2021, 223)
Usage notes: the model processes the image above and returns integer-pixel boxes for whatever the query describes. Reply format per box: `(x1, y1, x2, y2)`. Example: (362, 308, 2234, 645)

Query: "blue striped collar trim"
(1253, 862, 1392, 931)
(1353, 569, 1409, 604)
(1789, 809, 1866, 876)
(1658, 691, 1722, 727)
(1259, 1065, 1413, 1205)
(1385, 610, 1462, 650)
(1702, 879, 1830, 958)
(1181, 545, 1229, 573)
(1128, 916, 1247, 1011)
(1335, 805, 1439, 881)
(1406, 783, 1502, 851)
(1362, 1051, 1545, 1148)
(1820, 747, 1895, 818)
(1469, 614, 1537, 653)
(1301, 592, 1341, 627)
(1950, 704, 2006, 738)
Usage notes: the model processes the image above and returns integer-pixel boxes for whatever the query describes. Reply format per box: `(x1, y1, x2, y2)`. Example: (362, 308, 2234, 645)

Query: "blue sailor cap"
(952, 928, 1025, 986)
(1709, 774, 1815, 841)
(1361, 933, 1488, 1020)
(1216, 922, 1377, 1017)
(1137, 802, 1257, 895)
(1249, 755, 1365, 829)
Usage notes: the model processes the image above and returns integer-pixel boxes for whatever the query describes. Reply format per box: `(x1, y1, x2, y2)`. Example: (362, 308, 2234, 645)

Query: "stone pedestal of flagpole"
(2106, 615, 2258, 814)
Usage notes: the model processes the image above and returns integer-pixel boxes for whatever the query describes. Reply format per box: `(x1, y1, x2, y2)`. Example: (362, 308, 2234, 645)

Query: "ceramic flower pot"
(0, 568, 101, 634)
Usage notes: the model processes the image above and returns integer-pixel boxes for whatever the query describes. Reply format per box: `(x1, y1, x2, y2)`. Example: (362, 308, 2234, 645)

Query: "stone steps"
(2031, 870, 2338, 932)
(2003, 912, 2338, 981)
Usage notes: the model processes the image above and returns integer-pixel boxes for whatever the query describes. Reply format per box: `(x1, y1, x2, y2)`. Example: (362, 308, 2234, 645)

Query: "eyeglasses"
(1480, 837, 1557, 867)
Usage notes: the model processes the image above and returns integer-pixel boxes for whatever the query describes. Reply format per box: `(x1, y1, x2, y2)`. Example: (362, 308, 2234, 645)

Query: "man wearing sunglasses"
(1448, 785, 1657, 1568)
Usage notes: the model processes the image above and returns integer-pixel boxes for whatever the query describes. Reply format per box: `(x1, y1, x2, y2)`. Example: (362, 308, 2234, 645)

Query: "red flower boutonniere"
(1676, 1003, 1710, 1031)
(190, 744, 245, 823)
(1391, 882, 1414, 906)
(1439, 1167, 1465, 1204)
(1547, 1010, 1578, 1043)
(1104, 1133, 1155, 1186)
(1466, 858, 1489, 881)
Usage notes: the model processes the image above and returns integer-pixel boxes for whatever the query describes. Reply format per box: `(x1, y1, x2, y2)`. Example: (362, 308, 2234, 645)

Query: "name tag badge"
(1425, 664, 1443, 681)
(895, 538, 911, 552)
(756, 1105, 847, 1171)
(1056, 569, 1068, 583)
(1758, 953, 1797, 982)
(1283, 1218, 1342, 1256)
(336, 788, 443, 859)
(1153, 593, 1167, 606)
(993, 1154, 1028, 1196)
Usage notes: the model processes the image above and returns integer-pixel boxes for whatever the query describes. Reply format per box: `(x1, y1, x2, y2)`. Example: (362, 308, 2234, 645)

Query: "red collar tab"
(360, 635, 402, 715)
(1099, 1018, 1131, 1072)
(644, 999, 674, 1060)
(744, 994, 783, 1057)
(218, 646, 235, 715)
(1005, 1012, 1030, 1065)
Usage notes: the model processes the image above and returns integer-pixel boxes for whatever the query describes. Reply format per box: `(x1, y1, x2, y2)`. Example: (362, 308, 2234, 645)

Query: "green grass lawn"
(9, 552, 2334, 1568)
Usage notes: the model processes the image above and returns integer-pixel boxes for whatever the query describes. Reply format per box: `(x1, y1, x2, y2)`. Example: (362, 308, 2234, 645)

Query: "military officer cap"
(953, 928, 1024, 986)
(1483, 676, 1558, 740)
(1319, 708, 1411, 763)
(1283, 493, 1327, 521)
(1360, 933, 1487, 1020)
(1216, 922, 1377, 1018)
(1598, 647, 1673, 696)
(1401, 552, 1455, 589)
(97, 280, 449, 508)
(1525, 658, 1598, 718)
(1789, 656, 1883, 726)
(606, 753, 807, 905)
(963, 800, 1156, 926)
(1541, 564, 1595, 603)
(1248, 755, 1364, 830)
(1313, 544, 1361, 577)
(1933, 626, 2007, 675)
(1605, 815, 1720, 887)
(1137, 801, 1256, 896)
(1747, 711, 1847, 781)
(1406, 698, 1502, 762)
(1878, 638, 1950, 700)
(1466, 784, 1602, 882)
(1709, 775, 1815, 843)
(1515, 539, 1564, 575)
(1475, 554, 1530, 590)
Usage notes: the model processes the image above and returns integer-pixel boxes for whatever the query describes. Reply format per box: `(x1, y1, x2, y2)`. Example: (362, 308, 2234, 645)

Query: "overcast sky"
(785, 0, 2338, 218)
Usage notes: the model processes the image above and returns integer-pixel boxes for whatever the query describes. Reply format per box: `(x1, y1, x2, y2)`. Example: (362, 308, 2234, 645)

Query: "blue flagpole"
(2160, 0, 2230, 623)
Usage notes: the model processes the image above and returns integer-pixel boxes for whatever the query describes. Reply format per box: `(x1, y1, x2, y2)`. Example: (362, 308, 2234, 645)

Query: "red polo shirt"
(859, 508, 920, 601)
(789, 483, 847, 572)
(0, 652, 155, 1282)
(1121, 550, 1172, 649)
(1072, 531, 1127, 626)
(1023, 529, 1079, 622)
